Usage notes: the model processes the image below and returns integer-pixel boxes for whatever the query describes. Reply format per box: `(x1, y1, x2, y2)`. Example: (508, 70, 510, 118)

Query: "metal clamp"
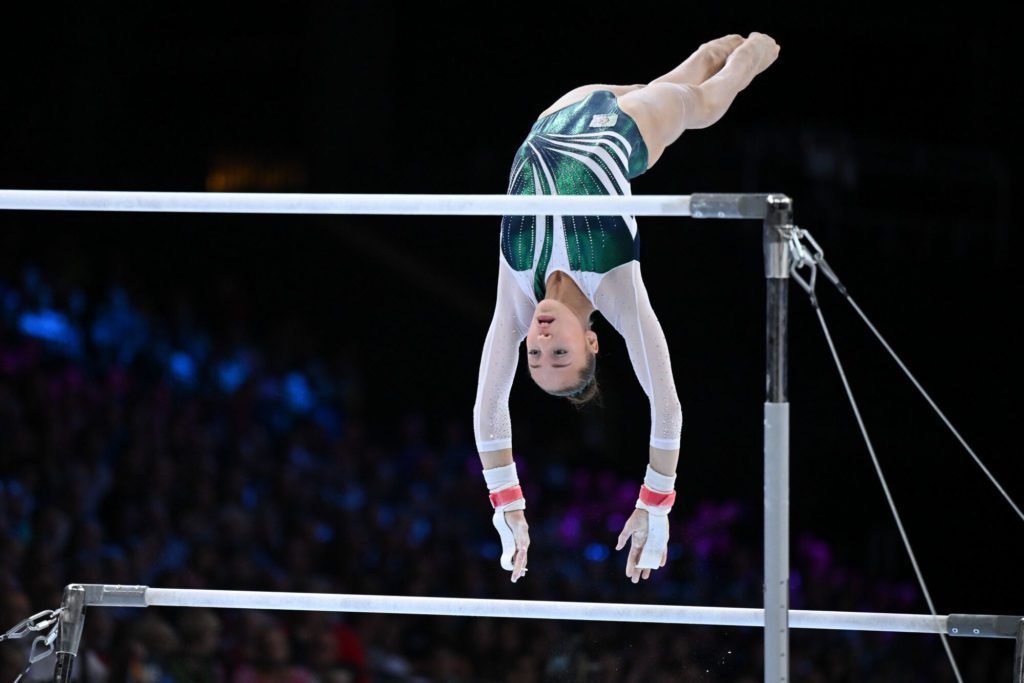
(1, 609, 62, 642)
(785, 226, 819, 297)
(782, 226, 845, 302)
(29, 627, 59, 664)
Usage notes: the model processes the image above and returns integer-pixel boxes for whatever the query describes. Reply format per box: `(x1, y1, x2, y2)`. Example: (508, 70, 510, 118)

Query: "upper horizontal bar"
(0, 190, 775, 218)
(77, 584, 953, 635)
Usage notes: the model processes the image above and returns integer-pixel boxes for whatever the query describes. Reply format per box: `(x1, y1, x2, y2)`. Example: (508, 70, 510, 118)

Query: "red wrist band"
(489, 485, 524, 509)
(639, 484, 676, 508)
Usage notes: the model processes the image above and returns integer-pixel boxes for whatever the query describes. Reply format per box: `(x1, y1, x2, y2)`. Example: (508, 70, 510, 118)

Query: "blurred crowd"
(0, 267, 1004, 682)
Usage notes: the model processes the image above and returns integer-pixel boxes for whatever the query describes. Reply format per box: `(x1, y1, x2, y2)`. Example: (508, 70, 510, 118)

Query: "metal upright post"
(1014, 618, 1024, 682)
(763, 195, 793, 682)
(53, 584, 86, 683)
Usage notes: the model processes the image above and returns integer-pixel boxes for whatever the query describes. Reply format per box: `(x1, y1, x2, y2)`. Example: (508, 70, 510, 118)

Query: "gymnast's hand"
(616, 509, 668, 583)
(482, 462, 529, 582)
(501, 509, 530, 582)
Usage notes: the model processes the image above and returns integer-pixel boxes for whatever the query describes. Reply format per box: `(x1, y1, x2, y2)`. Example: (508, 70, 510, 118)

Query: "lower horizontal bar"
(75, 585, 951, 634)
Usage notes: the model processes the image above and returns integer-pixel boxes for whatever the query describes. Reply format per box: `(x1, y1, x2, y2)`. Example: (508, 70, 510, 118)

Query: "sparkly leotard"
(474, 90, 683, 453)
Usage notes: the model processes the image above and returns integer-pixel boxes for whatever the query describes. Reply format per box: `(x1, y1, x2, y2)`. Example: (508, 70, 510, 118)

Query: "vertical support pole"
(764, 195, 793, 682)
(1014, 618, 1024, 682)
(53, 584, 86, 683)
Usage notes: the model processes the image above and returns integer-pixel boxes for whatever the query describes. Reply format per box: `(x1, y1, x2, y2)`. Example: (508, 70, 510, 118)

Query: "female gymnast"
(473, 32, 780, 583)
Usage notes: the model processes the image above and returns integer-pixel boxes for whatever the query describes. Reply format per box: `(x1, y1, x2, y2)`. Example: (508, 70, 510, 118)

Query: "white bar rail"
(78, 584, 949, 634)
(0, 191, 693, 216)
(0, 190, 777, 218)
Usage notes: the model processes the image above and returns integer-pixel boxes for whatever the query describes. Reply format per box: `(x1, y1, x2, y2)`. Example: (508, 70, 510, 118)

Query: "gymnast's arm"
(473, 259, 534, 461)
(595, 261, 682, 578)
(473, 259, 535, 581)
(594, 261, 682, 470)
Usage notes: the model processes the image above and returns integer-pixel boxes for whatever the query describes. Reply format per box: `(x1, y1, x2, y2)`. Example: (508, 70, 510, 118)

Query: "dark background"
(1, 0, 1020, 671)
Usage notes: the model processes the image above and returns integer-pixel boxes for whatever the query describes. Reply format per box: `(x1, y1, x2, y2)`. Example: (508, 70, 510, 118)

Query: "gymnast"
(473, 32, 780, 583)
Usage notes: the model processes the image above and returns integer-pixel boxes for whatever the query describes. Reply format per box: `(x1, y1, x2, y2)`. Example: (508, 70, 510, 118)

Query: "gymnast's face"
(525, 300, 598, 392)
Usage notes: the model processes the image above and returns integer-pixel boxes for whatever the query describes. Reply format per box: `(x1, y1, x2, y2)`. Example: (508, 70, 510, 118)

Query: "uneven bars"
(0, 190, 772, 218)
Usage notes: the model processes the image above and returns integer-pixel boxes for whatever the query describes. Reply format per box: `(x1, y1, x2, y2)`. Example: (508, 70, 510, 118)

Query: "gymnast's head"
(525, 300, 599, 406)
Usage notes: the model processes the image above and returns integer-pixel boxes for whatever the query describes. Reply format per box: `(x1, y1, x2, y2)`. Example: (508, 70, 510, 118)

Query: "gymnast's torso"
(473, 90, 682, 455)
(500, 90, 649, 303)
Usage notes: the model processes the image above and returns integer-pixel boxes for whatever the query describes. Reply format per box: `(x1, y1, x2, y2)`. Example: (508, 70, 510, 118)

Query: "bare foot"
(733, 32, 781, 76)
(692, 34, 746, 81)
(703, 34, 746, 60)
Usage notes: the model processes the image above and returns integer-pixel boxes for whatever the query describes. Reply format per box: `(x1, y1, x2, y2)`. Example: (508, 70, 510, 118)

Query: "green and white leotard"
(474, 91, 683, 454)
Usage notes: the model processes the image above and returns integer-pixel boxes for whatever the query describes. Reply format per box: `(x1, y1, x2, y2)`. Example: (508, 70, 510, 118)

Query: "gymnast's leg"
(646, 33, 746, 88)
(618, 32, 780, 168)
(535, 34, 747, 120)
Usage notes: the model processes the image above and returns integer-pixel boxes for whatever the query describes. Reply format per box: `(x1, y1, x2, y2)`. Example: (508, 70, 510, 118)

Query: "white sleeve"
(473, 260, 535, 453)
(594, 262, 682, 450)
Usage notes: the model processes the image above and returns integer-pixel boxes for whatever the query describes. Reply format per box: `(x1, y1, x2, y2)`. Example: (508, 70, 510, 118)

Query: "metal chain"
(1, 608, 63, 683)
(1, 609, 61, 643)
(782, 226, 818, 298)
(780, 225, 849, 310)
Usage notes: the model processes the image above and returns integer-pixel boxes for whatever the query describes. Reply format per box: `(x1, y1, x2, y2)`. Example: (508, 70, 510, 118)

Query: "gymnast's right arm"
(473, 260, 535, 582)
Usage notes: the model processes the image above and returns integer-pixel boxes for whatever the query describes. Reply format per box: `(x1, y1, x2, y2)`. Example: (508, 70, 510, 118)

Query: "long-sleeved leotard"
(474, 90, 682, 455)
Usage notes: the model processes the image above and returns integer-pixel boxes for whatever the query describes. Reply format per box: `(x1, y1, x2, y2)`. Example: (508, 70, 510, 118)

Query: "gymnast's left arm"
(473, 260, 535, 582)
(594, 262, 682, 583)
